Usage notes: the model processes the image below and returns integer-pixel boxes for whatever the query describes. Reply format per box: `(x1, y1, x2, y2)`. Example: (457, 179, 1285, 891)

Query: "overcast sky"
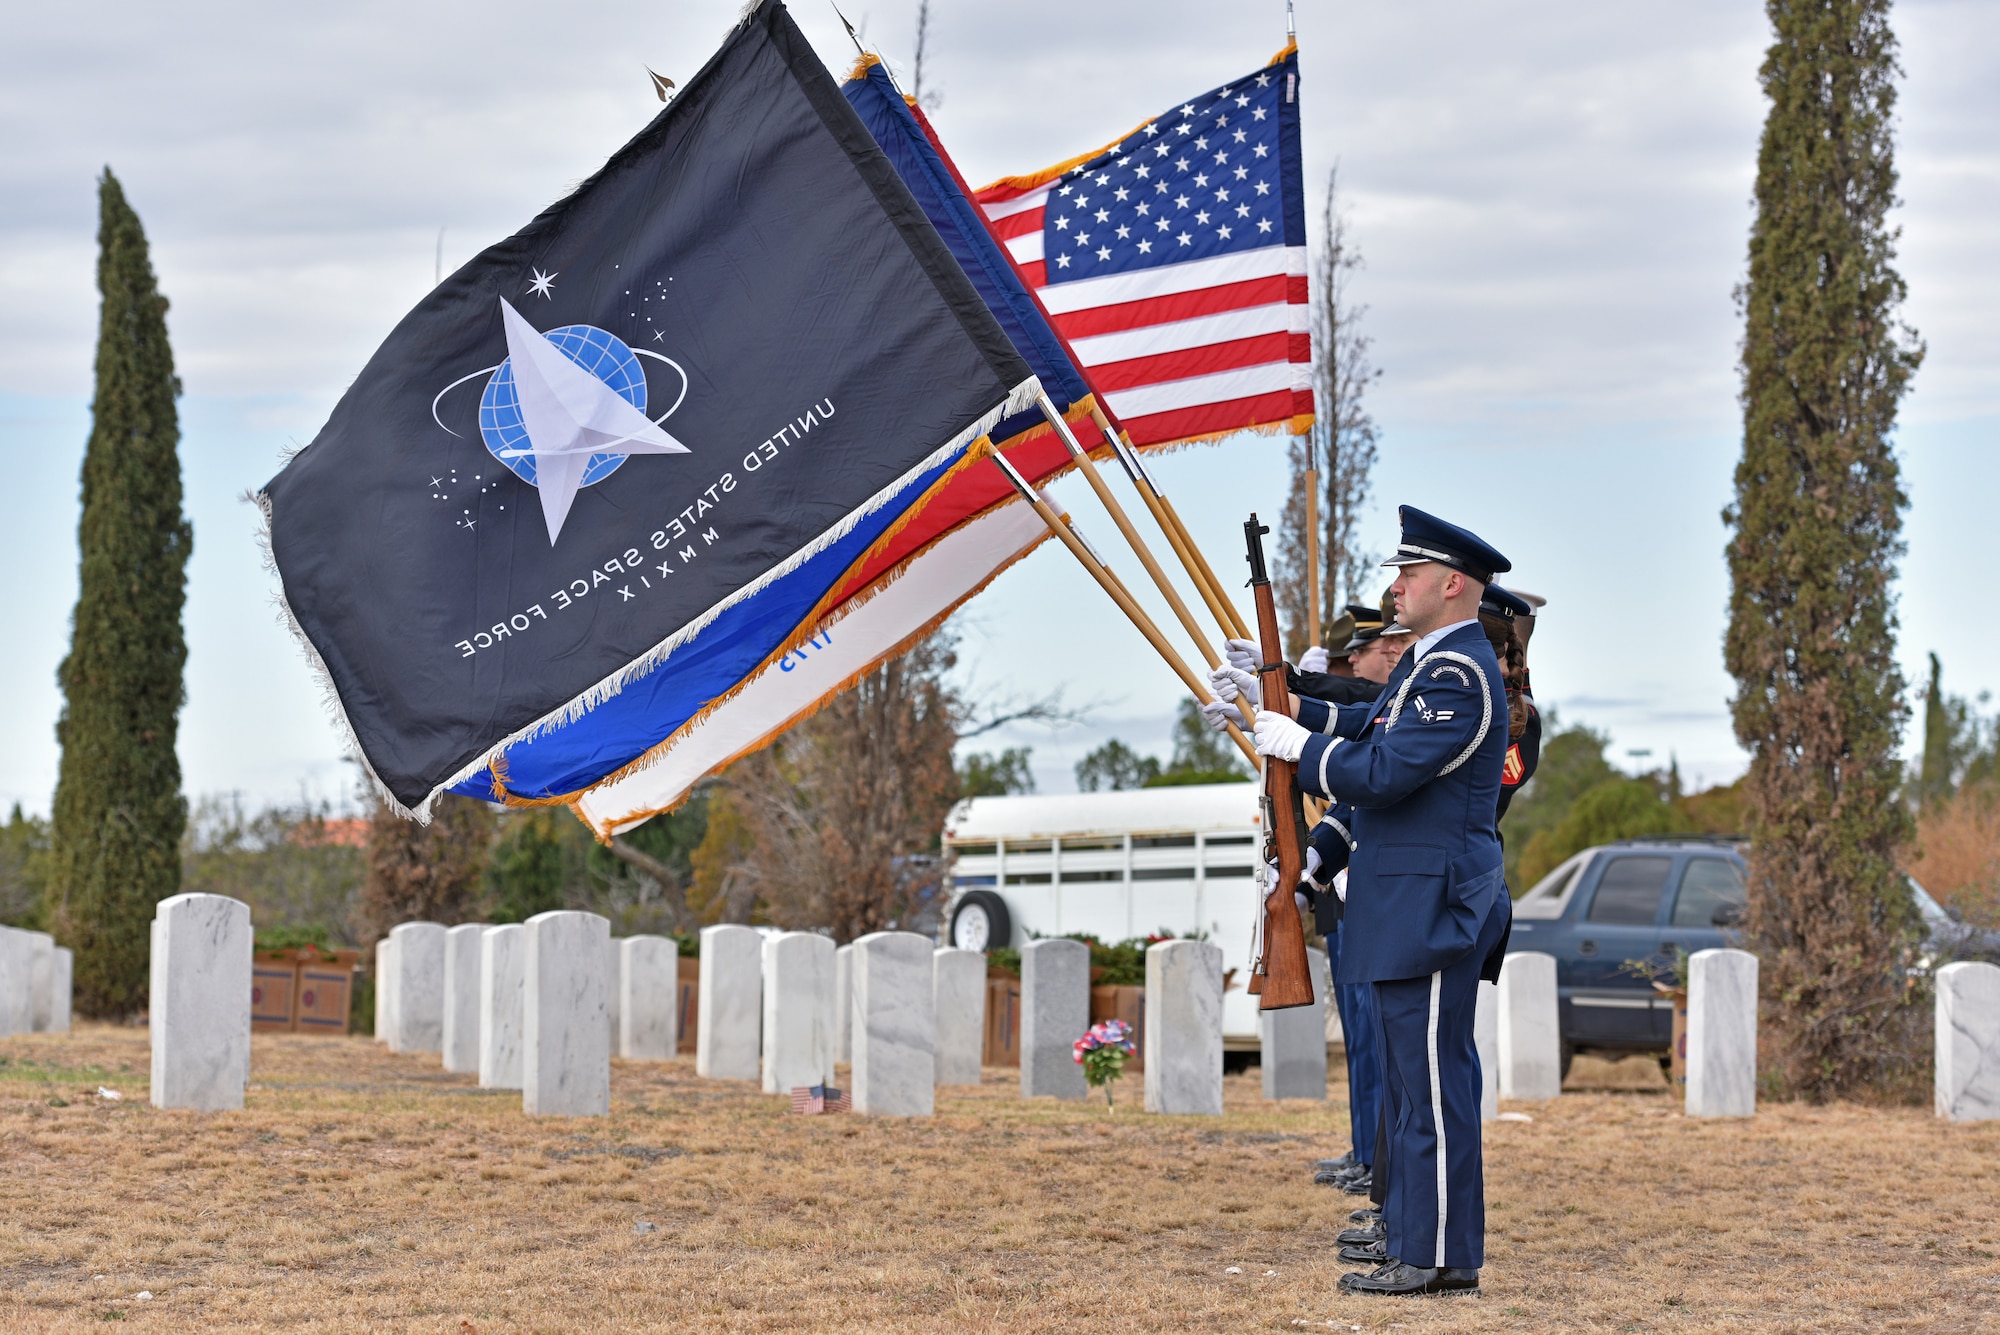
(0, 0, 1994, 815)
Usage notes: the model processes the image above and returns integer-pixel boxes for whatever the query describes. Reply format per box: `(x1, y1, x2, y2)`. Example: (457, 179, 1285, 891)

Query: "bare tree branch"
(1278, 166, 1381, 655)
(955, 688, 1087, 740)
(601, 834, 691, 931)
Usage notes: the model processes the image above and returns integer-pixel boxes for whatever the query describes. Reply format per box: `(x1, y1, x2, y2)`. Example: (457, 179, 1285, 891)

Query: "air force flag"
(259, 0, 1037, 815)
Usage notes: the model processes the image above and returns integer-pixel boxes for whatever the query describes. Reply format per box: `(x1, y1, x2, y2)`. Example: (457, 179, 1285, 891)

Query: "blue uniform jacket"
(1292, 623, 1509, 983)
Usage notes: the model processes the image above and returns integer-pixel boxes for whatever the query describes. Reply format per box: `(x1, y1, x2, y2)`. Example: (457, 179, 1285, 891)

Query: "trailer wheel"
(949, 891, 1011, 952)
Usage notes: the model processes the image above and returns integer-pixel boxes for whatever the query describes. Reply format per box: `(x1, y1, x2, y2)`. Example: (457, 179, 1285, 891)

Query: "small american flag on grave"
(790, 1085, 850, 1115)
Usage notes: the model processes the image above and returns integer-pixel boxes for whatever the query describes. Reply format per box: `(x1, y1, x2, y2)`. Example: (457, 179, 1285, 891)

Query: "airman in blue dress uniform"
(1247, 505, 1513, 1298)
(1204, 600, 1407, 1199)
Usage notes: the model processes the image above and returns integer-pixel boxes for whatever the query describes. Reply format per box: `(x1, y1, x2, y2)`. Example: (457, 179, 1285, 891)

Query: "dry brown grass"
(0, 1027, 1996, 1332)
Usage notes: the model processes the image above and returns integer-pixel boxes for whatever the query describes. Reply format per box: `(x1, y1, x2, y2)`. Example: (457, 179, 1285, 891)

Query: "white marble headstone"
(607, 935, 624, 1050)
(523, 910, 611, 1116)
(851, 931, 935, 1115)
(1145, 939, 1224, 1116)
(49, 947, 72, 1033)
(762, 932, 836, 1093)
(0, 927, 33, 1035)
(696, 924, 762, 1081)
(1020, 938, 1089, 1100)
(373, 933, 398, 1042)
(1686, 947, 1758, 1118)
(1260, 946, 1328, 1100)
(386, 921, 446, 1054)
(1474, 979, 1499, 1122)
(835, 942, 855, 1066)
(619, 935, 680, 1061)
(933, 947, 987, 1087)
(478, 923, 525, 1090)
(150, 893, 252, 1112)
(1935, 960, 2000, 1122)
(26, 931, 55, 1032)
(1497, 951, 1563, 1100)
(441, 923, 487, 1074)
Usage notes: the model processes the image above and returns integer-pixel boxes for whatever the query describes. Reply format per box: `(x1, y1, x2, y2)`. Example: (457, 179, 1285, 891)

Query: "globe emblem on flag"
(431, 297, 693, 545)
(479, 325, 650, 489)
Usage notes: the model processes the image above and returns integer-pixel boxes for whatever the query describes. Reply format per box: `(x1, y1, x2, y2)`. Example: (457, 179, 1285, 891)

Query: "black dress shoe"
(1336, 1258, 1397, 1293)
(1340, 1262, 1480, 1297)
(1314, 1153, 1356, 1173)
(1313, 1165, 1361, 1186)
(1339, 1168, 1373, 1195)
(1347, 1206, 1381, 1225)
(1336, 1221, 1385, 1246)
(1338, 1240, 1388, 1266)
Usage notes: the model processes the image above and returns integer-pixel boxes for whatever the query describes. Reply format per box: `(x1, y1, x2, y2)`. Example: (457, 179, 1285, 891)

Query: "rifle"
(1243, 515, 1318, 1011)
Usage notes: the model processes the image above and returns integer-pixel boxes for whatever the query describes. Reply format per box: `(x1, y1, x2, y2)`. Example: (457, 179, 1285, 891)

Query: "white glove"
(1253, 709, 1310, 763)
(1207, 663, 1260, 707)
(1224, 638, 1260, 672)
(1300, 645, 1330, 674)
(1200, 698, 1248, 732)
(1264, 851, 1328, 891)
(1333, 868, 1349, 903)
(1295, 890, 1313, 916)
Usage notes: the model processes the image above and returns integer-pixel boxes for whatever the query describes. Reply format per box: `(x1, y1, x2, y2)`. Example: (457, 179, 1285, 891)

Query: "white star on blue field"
(1043, 67, 1286, 282)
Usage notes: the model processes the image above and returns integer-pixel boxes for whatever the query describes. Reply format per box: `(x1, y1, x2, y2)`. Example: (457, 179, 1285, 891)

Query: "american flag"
(790, 1084, 850, 1115)
(975, 43, 1311, 449)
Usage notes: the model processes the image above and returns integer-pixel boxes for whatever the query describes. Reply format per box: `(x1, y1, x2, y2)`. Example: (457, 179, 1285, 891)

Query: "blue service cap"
(1381, 505, 1511, 585)
(1480, 584, 1533, 620)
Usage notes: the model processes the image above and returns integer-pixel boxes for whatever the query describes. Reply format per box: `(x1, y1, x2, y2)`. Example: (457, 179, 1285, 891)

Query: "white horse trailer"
(940, 782, 1270, 1049)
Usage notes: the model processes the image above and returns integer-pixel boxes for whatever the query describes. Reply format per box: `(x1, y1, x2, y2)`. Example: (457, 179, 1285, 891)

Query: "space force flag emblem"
(258, 0, 1038, 816)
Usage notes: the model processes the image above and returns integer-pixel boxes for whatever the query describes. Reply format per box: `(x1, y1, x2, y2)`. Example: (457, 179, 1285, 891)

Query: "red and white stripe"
(976, 182, 1311, 447)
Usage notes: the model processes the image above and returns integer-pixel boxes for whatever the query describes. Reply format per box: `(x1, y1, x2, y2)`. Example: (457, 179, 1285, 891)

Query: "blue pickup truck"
(1510, 835, 1971, 1078)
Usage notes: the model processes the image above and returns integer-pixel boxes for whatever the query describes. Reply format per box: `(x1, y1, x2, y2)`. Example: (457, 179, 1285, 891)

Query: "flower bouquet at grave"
(1073, 1019, 1137, 1111)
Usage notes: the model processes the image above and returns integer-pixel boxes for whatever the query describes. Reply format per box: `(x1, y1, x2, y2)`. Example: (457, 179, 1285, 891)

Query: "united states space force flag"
(259, 0, 1037, 816)
(452, 55, 1107, 810)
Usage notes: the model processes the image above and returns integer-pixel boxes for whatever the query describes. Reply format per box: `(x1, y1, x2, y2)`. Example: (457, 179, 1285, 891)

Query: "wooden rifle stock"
(1243, 515, 1316, 1011)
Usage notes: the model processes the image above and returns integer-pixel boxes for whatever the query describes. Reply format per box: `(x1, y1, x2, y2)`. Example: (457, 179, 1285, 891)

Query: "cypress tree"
(48, 171, 193, 1018)
(1725, 0, 1924, 1100)
(1916, 652, 1959, 809)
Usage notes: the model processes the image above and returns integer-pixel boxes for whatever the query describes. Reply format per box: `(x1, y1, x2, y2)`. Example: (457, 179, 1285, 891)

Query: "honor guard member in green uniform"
(1248, 506, 1512, 1298)
(1216, 613, 1376, 710)
(1344, 593, 1414, 691)
(1297, 609, 1356, 679)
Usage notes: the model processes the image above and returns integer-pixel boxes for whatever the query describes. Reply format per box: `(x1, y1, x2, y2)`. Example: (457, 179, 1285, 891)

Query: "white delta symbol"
(431, 295, 691, 545)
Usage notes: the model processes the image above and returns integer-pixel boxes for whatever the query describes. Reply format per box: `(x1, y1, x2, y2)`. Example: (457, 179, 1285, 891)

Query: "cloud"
(0, 0, 1993, 808)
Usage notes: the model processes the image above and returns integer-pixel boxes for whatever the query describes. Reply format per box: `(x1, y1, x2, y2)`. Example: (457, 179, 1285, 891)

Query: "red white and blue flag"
(975, 41, 1311, 449)
(572, 42, 1315, 836)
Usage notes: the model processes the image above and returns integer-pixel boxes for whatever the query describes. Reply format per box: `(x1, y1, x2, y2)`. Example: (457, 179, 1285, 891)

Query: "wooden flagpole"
(1305, 439, 1321, 648)
(1036, 396, 1226, 672)
(989, 452, 1258, 767)
(1085, 402, 1251, 642)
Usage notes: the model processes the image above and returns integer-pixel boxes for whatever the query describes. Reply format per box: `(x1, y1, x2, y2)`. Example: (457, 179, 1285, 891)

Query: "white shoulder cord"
(1384, 649, 1494, 778)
